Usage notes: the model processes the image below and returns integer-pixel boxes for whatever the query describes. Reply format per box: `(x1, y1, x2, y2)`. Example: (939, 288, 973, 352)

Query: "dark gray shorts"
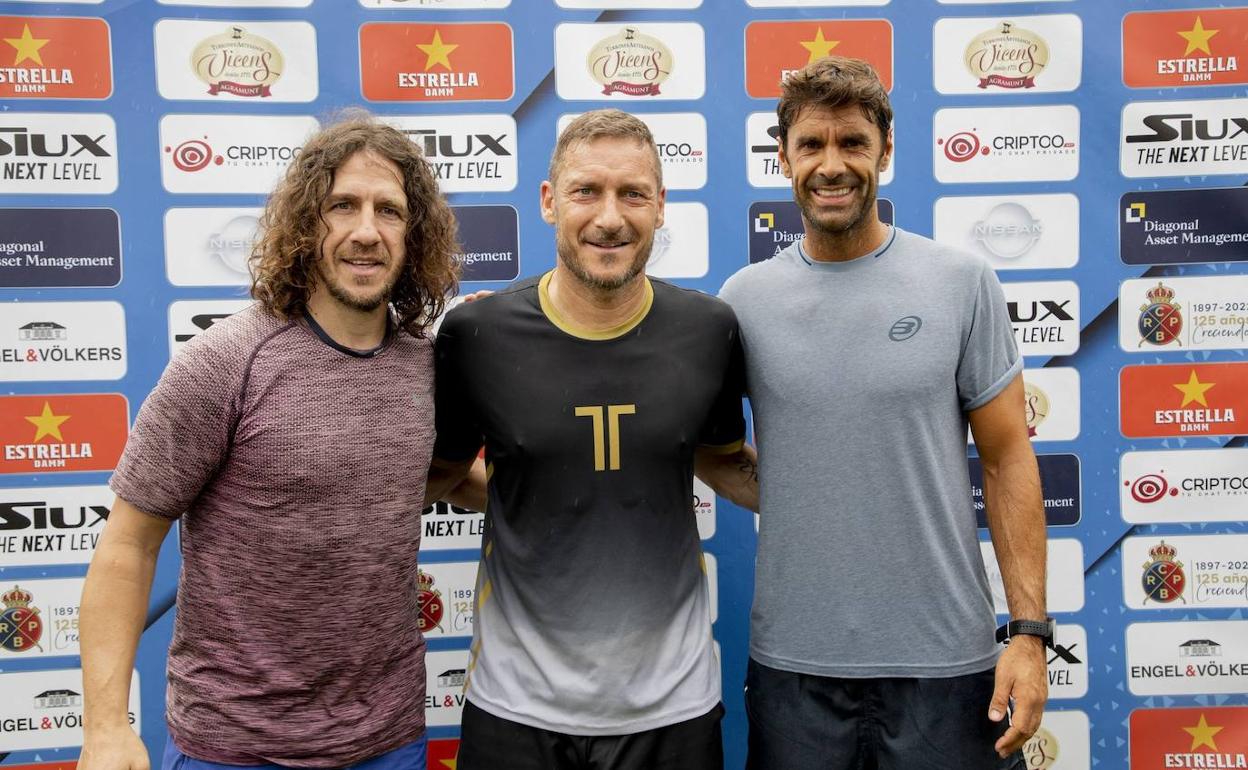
(457, 700, 724, 770)
(745, 658, 1026, 770)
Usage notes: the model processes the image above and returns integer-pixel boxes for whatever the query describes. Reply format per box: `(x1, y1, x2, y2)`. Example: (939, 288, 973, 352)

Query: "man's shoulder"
(174, 302, 296, 373)
(889, 229, 989, 282)
(439, 275, 539, 333)
(650, 278, 737, 329)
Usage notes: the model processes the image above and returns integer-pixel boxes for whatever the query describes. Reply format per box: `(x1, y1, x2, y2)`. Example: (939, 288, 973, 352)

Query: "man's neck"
(304, 290, 389, 350)
(546, 264, 648, 334)
(801, 218, 890, 263)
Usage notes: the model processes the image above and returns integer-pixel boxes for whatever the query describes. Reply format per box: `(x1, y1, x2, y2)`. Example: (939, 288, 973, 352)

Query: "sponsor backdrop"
(0, 1, 1246, 768)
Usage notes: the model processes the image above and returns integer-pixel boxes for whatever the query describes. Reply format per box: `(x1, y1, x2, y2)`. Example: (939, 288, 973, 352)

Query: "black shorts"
(745, 658, 1026, 770)
(456, 699, 724, 770)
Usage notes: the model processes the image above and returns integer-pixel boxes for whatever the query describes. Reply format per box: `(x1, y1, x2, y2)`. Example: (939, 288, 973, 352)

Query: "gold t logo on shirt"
(574, 404, 636, 471)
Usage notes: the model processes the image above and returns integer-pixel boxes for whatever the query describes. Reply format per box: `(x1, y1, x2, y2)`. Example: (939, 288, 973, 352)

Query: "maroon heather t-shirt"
(110, 304, 433, 768)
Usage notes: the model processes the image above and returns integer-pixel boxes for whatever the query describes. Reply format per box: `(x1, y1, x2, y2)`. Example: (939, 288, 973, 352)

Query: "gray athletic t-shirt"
(720, 228, 1021, 678)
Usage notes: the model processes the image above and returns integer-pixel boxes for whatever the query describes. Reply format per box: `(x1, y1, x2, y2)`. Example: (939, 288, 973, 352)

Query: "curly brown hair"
(251, 111, 460, 337)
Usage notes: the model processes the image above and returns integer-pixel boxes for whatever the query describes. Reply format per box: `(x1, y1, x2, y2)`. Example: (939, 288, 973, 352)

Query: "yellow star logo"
(1173, 370, 1216, 407)
(1178, 16, 1219, 57)
(1183, 714, 1223, 751)
(24, 402, 70, 443)
(800, 27, 839, 64)
(4, 24, 50, 67)
(438, 759, 457, 769)
(417, 29, 458, 71)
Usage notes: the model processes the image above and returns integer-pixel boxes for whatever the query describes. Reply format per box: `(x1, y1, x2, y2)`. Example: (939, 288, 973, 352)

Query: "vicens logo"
(588, 27, 672, 97)
(191, 25, 284, 97)
(964, 21, 1049, 89)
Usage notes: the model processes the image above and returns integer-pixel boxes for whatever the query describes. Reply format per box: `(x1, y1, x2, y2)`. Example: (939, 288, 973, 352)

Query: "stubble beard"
(316, 248, 400, 313)
(557, 230, 653, 292)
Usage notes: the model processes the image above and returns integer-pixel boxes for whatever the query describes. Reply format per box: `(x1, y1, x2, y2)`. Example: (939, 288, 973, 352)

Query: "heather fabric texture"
(110, 303, 434, 768)
(719, 228, 1021, 679)
(434, 276, 745, 736)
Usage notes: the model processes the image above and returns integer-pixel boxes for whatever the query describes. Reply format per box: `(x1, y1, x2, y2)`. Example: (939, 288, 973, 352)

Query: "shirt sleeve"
(698, 317, 748, 452)
(108, 340, 244, 519)
(432, 313, 485, 463)
(957, 260, 1023, 412)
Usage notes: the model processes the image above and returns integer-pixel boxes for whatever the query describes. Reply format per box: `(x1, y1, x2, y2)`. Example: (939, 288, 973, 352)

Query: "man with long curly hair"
(78, 113, 462, 770)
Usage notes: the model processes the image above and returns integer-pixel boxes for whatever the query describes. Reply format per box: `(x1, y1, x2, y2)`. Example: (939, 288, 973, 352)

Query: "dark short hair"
(777, 56, 893, 150)
(251, 110, 460, 337)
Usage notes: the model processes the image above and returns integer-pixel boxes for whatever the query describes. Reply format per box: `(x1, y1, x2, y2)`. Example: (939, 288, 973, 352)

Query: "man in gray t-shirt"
(719, 57, 1048, 769)
(77, 115, 465, 770)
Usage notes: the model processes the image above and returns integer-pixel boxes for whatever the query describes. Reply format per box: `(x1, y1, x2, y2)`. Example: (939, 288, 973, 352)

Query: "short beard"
(798, 186, 873, 236)
(556, 233, 652, 292)
(315, 254, 397, 312)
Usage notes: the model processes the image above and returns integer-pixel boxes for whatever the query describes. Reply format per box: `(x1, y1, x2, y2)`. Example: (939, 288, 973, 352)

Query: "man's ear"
(540, 180, 556, 225)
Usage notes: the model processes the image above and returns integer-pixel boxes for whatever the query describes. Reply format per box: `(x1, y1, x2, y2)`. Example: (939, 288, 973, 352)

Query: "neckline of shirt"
(536, 270, 655, 341)
(796, 226, 898, 272)
(301, 309, 395, 358)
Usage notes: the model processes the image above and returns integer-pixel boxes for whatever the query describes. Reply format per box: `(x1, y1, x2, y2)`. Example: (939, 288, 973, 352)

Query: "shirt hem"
(964, 356, 1023, 412)
(464, 691, 720, 737)
(168, 720, 426, 768)
(749, 648, 999, 679)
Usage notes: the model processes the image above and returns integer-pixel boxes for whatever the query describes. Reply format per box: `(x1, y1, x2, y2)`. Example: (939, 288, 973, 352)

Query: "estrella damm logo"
(0, 16, 112, 99)
(1142, 540, 1186, 604)
(0, 394, 128, 475)
(744, 20, 892, 98)
(359, 23, 514, 102)
(1124, 9, 1248, 88)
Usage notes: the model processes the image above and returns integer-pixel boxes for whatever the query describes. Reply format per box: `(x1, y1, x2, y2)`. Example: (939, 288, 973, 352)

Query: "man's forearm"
(695, 443, 760, 512)
(982, 446, 1047, 620)
(80, 517, 164, 733)
(423, 457, 478, 510)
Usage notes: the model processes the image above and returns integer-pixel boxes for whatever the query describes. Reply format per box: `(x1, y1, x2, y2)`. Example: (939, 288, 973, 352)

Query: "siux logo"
(401, 129, 510, 159)
(0, 501, 108, 531)
(0, 127, 109, 158)
(1007, 299, 1072, 323)
(1127, 113, 1248, 144)
(174, 312, 232, 344)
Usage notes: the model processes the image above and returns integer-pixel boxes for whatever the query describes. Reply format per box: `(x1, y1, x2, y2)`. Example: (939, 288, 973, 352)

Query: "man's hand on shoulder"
(988, 634, 1048, 758)
(79, 723, 149, 770)
(694, 442, 759, 512)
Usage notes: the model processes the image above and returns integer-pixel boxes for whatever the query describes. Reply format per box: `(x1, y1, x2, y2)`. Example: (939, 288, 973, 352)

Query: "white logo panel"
(165, 208, 262, 287)
(160, 0, 311, 5)
(1002, 281, 1080, 357)
(0, 301, 126, 382)
(748, 0, 888, 5)
(159, 114, 318, 194)
(0, 113, 118, 195)
(0, 669, 140, 751)
(695, 477, 716, 541)
(748, 111, 893, 188)
(154, 20, 318, 102)
(0, 485, 110, 567)
(425, 649, 470, 726)
(1119, 275, 1248, 352)
(1024, 367, 1079, 442)
(939, 0, 1072, 3)
(559, 112, 706, 190)
(647, 202, 707, 279)
(1126, 619, 1248, 696)
(419, 561, 478, 640)
(168, 299, 253, 358)
(981, 537, 1084, 614)
(1124, 534, 1248, 610)
(933, 105, 1079, 183)
(933, 15, 1082, 94)
(0, 578, 85, 658)
(1047, 624, 1088, 700)
(421, 501, 485, 551)
(933, 194, 1078, 270)
(1121, 448, 1248, 525)
(1024, 710, 1089, 770)
(383, 115, 517, 194)
(558, 0, 700, 6)
(555, 23, 705, 101)
(1122, 99, 1248, 179)
(361, 0, 510, 6)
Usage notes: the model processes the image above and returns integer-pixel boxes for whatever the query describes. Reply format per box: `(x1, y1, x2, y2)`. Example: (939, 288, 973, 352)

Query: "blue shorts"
(160, 734, 428, 770)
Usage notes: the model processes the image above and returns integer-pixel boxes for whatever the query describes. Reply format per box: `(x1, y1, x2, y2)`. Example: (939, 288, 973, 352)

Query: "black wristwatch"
(995, 617, 1056, 649)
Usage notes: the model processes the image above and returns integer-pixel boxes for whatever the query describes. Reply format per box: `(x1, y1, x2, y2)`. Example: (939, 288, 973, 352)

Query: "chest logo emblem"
(888, 315, 922, 341)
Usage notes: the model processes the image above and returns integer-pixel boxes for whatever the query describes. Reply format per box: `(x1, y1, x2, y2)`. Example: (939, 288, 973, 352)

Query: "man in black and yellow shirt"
(426, 110, 758, 770)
